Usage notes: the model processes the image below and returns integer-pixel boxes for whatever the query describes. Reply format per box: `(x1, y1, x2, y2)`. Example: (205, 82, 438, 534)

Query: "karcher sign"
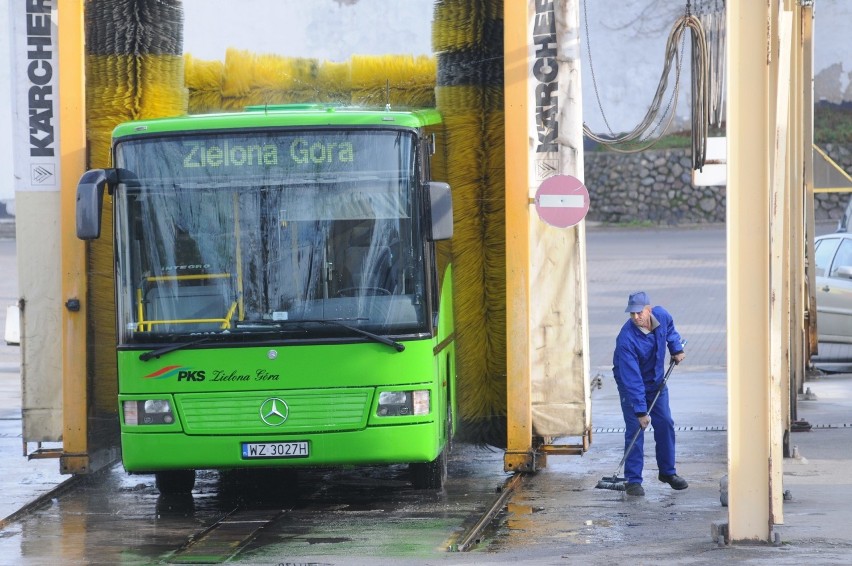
(10, 0, 61, 192)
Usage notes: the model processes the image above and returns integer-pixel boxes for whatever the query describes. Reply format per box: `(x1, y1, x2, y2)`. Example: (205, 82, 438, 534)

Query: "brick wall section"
(584, 144, 851, 225)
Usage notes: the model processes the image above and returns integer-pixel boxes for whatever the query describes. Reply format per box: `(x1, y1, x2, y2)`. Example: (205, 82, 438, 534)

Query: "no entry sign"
(534, 174, 590, 228)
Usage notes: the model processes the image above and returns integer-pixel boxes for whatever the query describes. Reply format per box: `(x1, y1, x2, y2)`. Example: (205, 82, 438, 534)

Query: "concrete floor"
(1, 226, 852, 564)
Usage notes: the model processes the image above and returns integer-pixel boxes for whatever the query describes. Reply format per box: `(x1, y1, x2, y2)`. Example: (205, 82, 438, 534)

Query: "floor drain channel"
(170, 509, 283, 564)
(593, 426, 728, 433)
(594, 423, 852, 433)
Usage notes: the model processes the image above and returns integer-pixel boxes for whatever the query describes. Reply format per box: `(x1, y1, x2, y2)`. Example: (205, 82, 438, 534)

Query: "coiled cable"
(583, 1, 720, 170)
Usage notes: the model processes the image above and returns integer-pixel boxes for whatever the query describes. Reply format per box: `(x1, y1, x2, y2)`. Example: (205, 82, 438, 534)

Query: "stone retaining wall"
(814, 143, 852, 223)
(584, 144, 851, 225)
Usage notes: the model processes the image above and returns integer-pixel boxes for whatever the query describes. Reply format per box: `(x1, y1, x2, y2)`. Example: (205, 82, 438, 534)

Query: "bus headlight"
(377, 390, 430, 416)
(123, 399, 174, 425)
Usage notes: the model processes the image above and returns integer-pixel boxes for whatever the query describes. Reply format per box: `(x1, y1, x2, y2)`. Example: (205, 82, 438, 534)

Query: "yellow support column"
(727, 0, 773, 542)
(504, 0, 590, 471)
(504, 0, 534, 472)
(801, 4, 818, 360)
(787, 0, 803, 428)
(768, 4, 793, 526)
(58, 0, 89, 474)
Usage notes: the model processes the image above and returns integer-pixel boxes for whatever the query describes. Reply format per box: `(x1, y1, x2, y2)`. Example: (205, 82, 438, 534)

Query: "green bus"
(76, 105, 456, 493)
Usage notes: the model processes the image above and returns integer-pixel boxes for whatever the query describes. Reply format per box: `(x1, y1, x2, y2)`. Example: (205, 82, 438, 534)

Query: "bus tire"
(155, 470, 196, 494)
(410, 448, 447, 490)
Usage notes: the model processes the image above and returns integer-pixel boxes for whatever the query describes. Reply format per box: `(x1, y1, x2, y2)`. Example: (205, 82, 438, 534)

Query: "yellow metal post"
(801, 4, 818, 360)
(504, 0, 534, 472)
(727, 0, 773, 542)
(768, 4, 792, 526)
(787, 0, 806, 431)
(504, 0, 590, 471)
(58, 0, 90, 474)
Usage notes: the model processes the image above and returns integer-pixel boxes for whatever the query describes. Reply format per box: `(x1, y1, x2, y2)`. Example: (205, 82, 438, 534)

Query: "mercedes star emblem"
(259, 397, 289, 426)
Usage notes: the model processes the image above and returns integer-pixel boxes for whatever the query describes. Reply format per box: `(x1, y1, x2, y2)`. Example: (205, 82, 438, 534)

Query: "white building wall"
(580, 0, 851, 134)
(813, 0, 852, 103)
(1, 5, 15, 211)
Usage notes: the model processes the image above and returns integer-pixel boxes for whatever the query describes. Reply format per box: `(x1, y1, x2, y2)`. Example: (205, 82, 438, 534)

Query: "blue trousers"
(618, 385, 677, 484)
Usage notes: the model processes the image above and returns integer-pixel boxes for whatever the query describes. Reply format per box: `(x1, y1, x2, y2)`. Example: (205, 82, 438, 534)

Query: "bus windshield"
(112, 129, 429, 345)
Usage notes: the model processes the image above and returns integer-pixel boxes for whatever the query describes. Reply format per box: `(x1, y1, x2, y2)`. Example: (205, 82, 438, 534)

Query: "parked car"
(813, 232, 852, 343)
(837, 194, 851, 232)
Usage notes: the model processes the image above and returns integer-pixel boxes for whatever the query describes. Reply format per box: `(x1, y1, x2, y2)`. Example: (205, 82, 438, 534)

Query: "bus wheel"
(155, 470, 196, 494)
(410, 448, 447, 490)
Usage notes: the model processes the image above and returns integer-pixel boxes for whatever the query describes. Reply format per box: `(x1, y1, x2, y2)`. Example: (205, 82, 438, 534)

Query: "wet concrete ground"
(5, 414, 847, 566)
(0, 445, 513, 565)
(0, 239, 69, 525)
(2, 225, 852, 564)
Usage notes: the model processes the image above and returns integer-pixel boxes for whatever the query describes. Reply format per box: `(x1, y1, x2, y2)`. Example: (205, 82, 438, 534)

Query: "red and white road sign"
(534, 174, 590, 228)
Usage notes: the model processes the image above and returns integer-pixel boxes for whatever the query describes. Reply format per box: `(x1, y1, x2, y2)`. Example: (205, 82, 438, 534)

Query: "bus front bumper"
(120, 422, 442, 472)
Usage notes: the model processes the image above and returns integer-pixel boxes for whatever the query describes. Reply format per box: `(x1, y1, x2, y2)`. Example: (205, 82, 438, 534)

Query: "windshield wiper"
(316, 319, 405, 352)
(239, 318, 405, 352)
(139, 336, 212, 362)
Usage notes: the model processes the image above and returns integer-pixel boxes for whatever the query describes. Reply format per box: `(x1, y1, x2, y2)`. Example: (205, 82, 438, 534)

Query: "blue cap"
(625, 291, 650, 313)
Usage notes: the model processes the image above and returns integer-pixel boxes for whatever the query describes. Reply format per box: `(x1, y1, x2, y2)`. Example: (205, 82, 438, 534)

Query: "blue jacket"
(612, 306, 684, 415)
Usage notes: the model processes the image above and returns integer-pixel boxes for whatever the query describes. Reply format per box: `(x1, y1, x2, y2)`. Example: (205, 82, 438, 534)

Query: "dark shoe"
(625, 483, 645, 496)
(658, 473, 689, 490)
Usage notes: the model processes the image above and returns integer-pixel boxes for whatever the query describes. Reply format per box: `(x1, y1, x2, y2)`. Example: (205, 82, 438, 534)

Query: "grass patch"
(586, 133, 690, 152)
(586, 106, 852, 151)
(586, 126, 725, 152)
(815, 103, 852, 144)
(618, 219, 655, 228)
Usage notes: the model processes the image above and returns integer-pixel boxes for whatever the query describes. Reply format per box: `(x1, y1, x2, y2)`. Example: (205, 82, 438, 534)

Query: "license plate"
(241, 441, 309, 459)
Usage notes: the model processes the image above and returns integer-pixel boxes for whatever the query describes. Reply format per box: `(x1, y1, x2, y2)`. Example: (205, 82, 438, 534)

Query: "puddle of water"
(486, 505, 622, 549)
(507, 503, 534, 515)
(584, 519, 613, 527)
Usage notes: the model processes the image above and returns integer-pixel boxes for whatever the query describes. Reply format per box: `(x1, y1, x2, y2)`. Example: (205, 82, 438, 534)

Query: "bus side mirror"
(76, 169, 114, 240)
(429, 181, 453, 241)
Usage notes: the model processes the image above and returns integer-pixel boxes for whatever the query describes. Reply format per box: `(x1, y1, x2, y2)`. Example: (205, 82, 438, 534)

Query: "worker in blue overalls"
(612, 291, 687, 497)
